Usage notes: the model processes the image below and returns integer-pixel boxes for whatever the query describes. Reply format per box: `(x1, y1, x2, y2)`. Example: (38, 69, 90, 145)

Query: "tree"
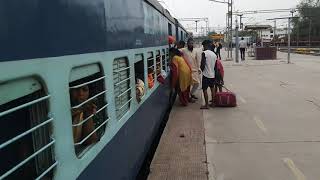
(292, 0, 320, 44)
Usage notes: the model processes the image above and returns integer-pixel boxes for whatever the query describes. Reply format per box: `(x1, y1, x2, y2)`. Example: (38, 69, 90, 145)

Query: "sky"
(160, 0, 301, 35)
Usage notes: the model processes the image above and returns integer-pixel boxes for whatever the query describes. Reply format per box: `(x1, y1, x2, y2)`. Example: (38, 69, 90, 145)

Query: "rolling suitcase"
(214, 86, 237, 107)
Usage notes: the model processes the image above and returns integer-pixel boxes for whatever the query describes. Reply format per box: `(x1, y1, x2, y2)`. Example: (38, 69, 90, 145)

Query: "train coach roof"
(145, 0, 176, 23)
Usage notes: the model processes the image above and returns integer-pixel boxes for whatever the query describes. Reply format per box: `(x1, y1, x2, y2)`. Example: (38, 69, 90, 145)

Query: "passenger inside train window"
(134, 60, 145, 103)
(136, 79, 145, 103)
(69, 66, 107, 156)
(70, 85, 98, 147)
(148, 68, 155, 89)
(0, 84, 53, 180)
(156, 51, 162, 76)
(147, 52, 155, 89)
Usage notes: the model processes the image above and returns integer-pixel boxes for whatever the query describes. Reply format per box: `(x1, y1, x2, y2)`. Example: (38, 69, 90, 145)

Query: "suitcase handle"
(222, 85, 231, 92)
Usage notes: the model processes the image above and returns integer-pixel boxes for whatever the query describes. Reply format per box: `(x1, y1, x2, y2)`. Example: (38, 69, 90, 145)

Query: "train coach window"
(113, 57, 132, 120)
(162, 49, 166, 71)
(69, 64, 108, 157)
(147, 52, 155, 89)
(166, 48, 170, 71)
(0, 77, 56, 180)
(134, 54, 145, 103)
(168, 23, 172, 36)
(156, 50, 161, 77)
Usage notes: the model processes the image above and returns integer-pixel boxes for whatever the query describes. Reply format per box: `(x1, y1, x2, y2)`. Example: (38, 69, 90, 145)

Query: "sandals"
(189, 98, 196, 103)
(191, 95, 198, 100)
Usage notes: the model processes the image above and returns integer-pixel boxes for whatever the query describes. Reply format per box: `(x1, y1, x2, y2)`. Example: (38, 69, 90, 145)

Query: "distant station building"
(244, 25, 292, 45)
(245, 25, 273, 44)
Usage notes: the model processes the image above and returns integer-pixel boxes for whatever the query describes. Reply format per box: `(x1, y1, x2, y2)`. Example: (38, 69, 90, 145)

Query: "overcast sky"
(160, 0, 301, 35)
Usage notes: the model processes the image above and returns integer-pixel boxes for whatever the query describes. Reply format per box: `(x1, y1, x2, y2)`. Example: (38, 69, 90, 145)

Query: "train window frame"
(69, 63, 109, 157)
(0, 77, 57, 180)
(162, 49, 166, 71)
(113, 57, 132, 121)
(166, 48, 170, 72)
(134, 54, 146, 103)
(147, 51, 155, 89)
(168, 23, 172, 36)
(156, 50, 161, 77)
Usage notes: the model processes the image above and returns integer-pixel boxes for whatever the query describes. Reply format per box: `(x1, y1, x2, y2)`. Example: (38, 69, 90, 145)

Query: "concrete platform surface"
(147, 51, 320, 180)
(205, 51, 320, 180)
(147, 100, 208, 180)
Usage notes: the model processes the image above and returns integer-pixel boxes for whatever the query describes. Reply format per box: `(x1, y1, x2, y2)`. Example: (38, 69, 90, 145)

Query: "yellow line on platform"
(254, 116, 267, 133)
(283, 158, 306, 180)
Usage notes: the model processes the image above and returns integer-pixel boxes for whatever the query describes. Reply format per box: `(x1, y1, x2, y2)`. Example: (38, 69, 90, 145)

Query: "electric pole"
(288, 17, 291, 64)
(209, 0, 233, 61)
(195, 20, 199, 32)
(229, 0, 233, 60)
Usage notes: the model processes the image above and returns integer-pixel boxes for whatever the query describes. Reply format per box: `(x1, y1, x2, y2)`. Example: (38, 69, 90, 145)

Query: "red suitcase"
(214, 86, 237, 107)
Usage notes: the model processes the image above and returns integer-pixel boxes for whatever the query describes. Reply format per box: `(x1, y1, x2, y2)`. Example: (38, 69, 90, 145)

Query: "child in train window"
(136, 79, 145, 103)
(70, 85, 98, 147)
(148, 68, 154, 89)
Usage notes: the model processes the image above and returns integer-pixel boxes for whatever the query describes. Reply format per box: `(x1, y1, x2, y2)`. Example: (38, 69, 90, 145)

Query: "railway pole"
(195, 20, 199, 32)
(229, 0, 233, 60)
(208, 0, 233, 61)
(288, 17, 291, 64)
(308, 18, 311, 48)
(297, 21, 299, 47)
(226, 13, 230, 58)
(274, 20, 277, 46)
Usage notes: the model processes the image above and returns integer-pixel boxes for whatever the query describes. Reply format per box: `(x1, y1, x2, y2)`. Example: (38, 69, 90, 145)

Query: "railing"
(166, 48, 170, 71)
(69, 76, 106, 89)
(0, 95, 56, 180)
(162, 49, 166, 71)
(113, 60, 132, 120)
(69, 75, 109, 146)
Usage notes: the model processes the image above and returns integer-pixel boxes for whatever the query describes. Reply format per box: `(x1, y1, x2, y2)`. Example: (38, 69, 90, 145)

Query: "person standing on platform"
(239, 37, 247, 61)
(177, 40, 186, 49)
(200, 40, 217, 109)
(169, 48, 193, 106)
(210, 41, 216, 54)
(216, 41, 222, 60)
(181, 38, 201, 100)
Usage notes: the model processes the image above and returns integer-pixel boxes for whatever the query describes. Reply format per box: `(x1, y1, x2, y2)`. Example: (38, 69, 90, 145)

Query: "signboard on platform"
(209, 34, 224, 40)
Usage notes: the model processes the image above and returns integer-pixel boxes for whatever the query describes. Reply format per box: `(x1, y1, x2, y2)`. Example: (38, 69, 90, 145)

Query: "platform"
(147, 97, 208, 180)
(148, 51, 320, 180)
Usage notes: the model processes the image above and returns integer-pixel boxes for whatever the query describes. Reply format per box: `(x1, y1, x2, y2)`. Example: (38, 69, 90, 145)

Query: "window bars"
(162, 49, 166, 71)
(147, 52, 155, 88)
(113, 58, 132, 120)
(0, 79, 56, 180)
(69, 65, 108, 156)
(156, 50, 161, 77)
